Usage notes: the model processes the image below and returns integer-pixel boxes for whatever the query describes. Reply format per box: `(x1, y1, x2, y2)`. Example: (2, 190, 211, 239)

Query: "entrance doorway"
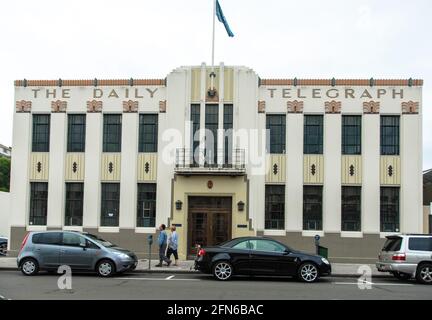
(188, 196, 232, 256)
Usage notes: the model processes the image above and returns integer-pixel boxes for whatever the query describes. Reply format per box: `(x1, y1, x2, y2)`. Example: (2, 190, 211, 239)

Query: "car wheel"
(212, 261, 233, 281)
(416, 263, 432, 285)
(20, 258, 39, 276)
(298, 262, 319, 283)
(96, 260, 116, 277)
(0, 243, 6, 256)
(392, 271, 411, 280)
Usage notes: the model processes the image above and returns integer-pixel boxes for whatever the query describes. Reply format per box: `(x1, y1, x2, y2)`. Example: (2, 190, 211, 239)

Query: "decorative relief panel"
(51, 100, 67, 112)
(138, 153, 158, 181)
(287, 100, 304, 113)
(325, 100, 341, 114)
(86, 100, 103, 113)
(380, 156, 400, 185)
(16, 100, 32, 113)
(101, 153, 121, 181)
(341, 155, 362, 185)
(258, 101, 266, 113)
(363, 101, 380, 114)
(401, 101, 419, 114)
(65, 153, 85, 181)
(223, 67, 234, 103)
(30, 153, 49, 181)
(303, 155, 324, 184)
(122, 100, 138, 113)
(265, 155, 286, 183)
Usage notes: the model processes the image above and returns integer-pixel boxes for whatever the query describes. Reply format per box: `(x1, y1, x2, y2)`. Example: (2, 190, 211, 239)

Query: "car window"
(382, 237, 402, 252)
(32, 232, 61, 245)
(62, 233, 86, 247)
(250, 240, 286, 253)
(408, 238, 432, 251)
(232, 240, 250, 250)
(85, 233, 115, 248)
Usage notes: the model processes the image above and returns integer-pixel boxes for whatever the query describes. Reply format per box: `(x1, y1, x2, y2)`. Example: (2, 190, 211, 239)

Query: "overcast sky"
(0, 0, 431, 168)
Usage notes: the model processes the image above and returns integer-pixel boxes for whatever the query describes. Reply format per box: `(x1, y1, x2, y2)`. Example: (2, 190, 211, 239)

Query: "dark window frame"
(65, 183, 84, 226)
(380, 187, 400, 232)
(342, 115, 361, 155)
(266, 114, 286, 154)
(205, 104, 218, 166)
(32, 114, 50, 152)
(224, 104, 233, 165)
(103, 114, 122, 153)
(265, 185, 285, 230)
(303, 185, 323, 230)
(137, 183, 157, 228)
(138, 114, 158, 153)
(341, 186, 361, 231)
(380, 116, 400, 155)
(29, 182, 48, 226)
(101, 183, 120, 227)
(191, 104, 200, 165)
(304, 115, 323, 154)
(67, 114, 86, 152)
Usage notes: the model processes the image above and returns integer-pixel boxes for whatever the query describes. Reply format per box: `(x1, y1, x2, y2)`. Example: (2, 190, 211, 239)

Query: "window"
(205, 104, 218, 165)
(138, 114, 158, 152)
(303, 186, 323, 230)
(101, 183, 120, 226)
(342, 116, 361, 155)
(137, 183, 156, 227)
(191, 104, 200, 165)
(67, 114, 86, 152)
(266, 115, 286, 154)
(380, 187, 399, 232)
(380, 116, 400, 155)
(341, 186, 361, 231)
(382, 237, 402, 251)
(232, 240, 251, 250)
(408, 238, 432, 251)
(29, 182, 48, 225)
(65, 183, 84, 226)
(32, 232, 61, 245)
(248, 239, 286, 252)
(304, 115, 323, 154)
(265, 185, 285, 230)
(103, 114, 122, 152)
(224, 104, 233, 165)
(62, 232, 86, 247)
(32, 114, 50, 152)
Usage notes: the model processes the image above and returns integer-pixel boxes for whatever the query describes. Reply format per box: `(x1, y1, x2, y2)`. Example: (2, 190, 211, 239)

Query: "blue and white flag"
(216, 0, 234, 37)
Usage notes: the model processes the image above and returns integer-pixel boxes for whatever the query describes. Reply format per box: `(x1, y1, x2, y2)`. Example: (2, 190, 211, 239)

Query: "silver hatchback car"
(376, 234, 432, 284)
(17, 231, 138, 277)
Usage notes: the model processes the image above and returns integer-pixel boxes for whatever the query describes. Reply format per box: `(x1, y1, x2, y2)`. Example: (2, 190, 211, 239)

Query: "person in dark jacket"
(155, 224, 171, 267)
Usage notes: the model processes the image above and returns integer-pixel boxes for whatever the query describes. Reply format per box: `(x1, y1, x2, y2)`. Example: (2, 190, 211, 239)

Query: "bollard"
(147, 235, 153, 270)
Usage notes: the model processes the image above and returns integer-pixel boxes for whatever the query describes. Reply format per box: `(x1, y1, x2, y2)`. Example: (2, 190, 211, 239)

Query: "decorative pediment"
(86, 100, 103, 113)
(325, 100, 341, 113)
(159, 100, 167, 113)
(258, 101, 266, 113)
(363, 101, 380, 114)
(15, 100, 32, 113)
(287, 100, 304, 113)
(401, 101, 419, 114)
(122, 100, 138, 113)
(51, 100, 67, 112)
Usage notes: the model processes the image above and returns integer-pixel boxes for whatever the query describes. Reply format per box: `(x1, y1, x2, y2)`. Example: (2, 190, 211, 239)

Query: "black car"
(194, 236, 331, 282)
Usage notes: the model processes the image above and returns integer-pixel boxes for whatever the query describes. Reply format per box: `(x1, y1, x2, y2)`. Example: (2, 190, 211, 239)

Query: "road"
(0, 271, 431, 300)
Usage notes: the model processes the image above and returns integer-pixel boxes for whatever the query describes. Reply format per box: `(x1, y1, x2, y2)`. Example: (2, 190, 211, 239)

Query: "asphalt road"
(0, 270, 431, 300)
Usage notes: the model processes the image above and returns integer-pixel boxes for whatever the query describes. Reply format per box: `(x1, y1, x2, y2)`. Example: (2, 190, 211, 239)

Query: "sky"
(0, 0, 431, 168)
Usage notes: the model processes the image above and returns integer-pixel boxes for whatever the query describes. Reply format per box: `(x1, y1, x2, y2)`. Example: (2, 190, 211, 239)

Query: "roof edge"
(14, 79, 166, 87)
(260, 79, 423, 86)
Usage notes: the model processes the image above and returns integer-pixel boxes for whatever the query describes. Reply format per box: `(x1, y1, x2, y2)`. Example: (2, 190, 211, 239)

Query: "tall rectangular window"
(191, 104, 200, 165)
(205, 104, 218, 165)
(304, 115, 323, 154)
(67, 114, 86, 152)
(137, 183, 156, 227)
(341, 186, 361, 231)
(266, 114, 286, 154)
(29, 182, 48, 225)
(138, 114, 158, 152)
(380, 116, 400, 155)
(101, 183, 120, 226)
(380, 187, 400, 232)
(303, 186, 323, 230)
(224, 104, 233, 165)
(103, 114, 122, 152)
(342, 115, 361, 155)
(65, 183, 84, 226)
(32, 114, 50, 152)
(265, 185, 285, 230)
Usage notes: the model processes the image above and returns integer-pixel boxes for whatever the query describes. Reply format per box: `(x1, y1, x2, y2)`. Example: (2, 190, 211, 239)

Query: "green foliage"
(0, 157, 11, 192)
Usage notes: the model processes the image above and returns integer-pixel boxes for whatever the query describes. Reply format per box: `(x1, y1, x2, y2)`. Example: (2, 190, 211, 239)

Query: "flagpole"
(211, 0, 216, 69)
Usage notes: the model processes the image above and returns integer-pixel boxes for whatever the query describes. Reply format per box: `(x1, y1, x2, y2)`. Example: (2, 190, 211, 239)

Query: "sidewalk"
(0, 256, 389, 277)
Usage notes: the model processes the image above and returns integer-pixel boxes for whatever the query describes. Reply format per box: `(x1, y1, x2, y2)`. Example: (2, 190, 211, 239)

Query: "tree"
(0, 157, 10, 192)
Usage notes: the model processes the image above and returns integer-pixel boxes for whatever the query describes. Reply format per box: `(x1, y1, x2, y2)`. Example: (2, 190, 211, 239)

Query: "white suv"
(376, 234, 432, 284)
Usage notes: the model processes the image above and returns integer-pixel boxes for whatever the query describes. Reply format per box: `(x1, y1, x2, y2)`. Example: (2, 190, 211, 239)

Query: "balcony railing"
(175, 148, 246, 175)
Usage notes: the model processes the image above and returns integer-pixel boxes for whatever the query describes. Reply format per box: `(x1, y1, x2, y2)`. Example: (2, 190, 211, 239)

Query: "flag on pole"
(215, 0, 234, 37)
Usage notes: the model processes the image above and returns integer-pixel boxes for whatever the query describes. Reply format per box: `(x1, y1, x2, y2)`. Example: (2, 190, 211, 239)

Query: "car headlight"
(113, 252, 130, 259)
(321, 257, 330, 265)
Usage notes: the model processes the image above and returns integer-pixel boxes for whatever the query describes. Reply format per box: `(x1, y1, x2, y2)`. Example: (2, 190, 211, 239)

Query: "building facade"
(9, 64, 423, 263)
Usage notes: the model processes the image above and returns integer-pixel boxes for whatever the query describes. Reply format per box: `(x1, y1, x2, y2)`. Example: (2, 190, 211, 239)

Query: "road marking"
(113, 277, 200, 281)
(334, 282, 414, 286)
(165, 275, 175, 280)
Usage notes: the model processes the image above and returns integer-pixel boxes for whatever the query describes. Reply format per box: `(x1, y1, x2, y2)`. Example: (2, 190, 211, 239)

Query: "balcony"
(175, 148, 246, 176)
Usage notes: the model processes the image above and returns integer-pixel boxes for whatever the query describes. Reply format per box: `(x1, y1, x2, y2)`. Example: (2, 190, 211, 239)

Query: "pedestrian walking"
(167, 225, 179, 266)
(155, 224, 171, 267)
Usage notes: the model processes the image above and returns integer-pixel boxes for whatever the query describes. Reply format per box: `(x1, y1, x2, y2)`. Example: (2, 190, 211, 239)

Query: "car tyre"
(392, 271, 411, 281)
(298, 262, 319, 283)
(0, 243, 7, 256)
(212, 261, 233, 281)
(96, 259, 116, 277)
(416, 263, 432, 285)
(20, 258, 39, 276)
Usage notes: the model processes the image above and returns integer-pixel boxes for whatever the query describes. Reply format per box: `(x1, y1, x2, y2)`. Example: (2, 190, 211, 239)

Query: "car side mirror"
(283, 249, 290, 255)
(79, 243, 87, 249)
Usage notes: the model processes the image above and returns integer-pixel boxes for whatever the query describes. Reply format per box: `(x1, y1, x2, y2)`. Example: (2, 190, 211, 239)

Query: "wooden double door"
(188, 196, 232, 256)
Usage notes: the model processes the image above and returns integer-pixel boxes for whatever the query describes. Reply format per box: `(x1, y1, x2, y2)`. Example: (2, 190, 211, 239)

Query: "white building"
(9, 64, 423, 262)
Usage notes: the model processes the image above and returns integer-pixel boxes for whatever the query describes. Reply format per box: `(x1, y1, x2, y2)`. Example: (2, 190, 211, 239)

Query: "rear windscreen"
(408, 238, 432, 251)
(382, 237, 402, 251)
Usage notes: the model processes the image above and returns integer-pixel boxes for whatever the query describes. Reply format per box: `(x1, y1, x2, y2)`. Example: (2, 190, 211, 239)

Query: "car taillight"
(198, 249, 206, 257)
(19, 233, 30, 254)
(392, 253, 406, 261)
